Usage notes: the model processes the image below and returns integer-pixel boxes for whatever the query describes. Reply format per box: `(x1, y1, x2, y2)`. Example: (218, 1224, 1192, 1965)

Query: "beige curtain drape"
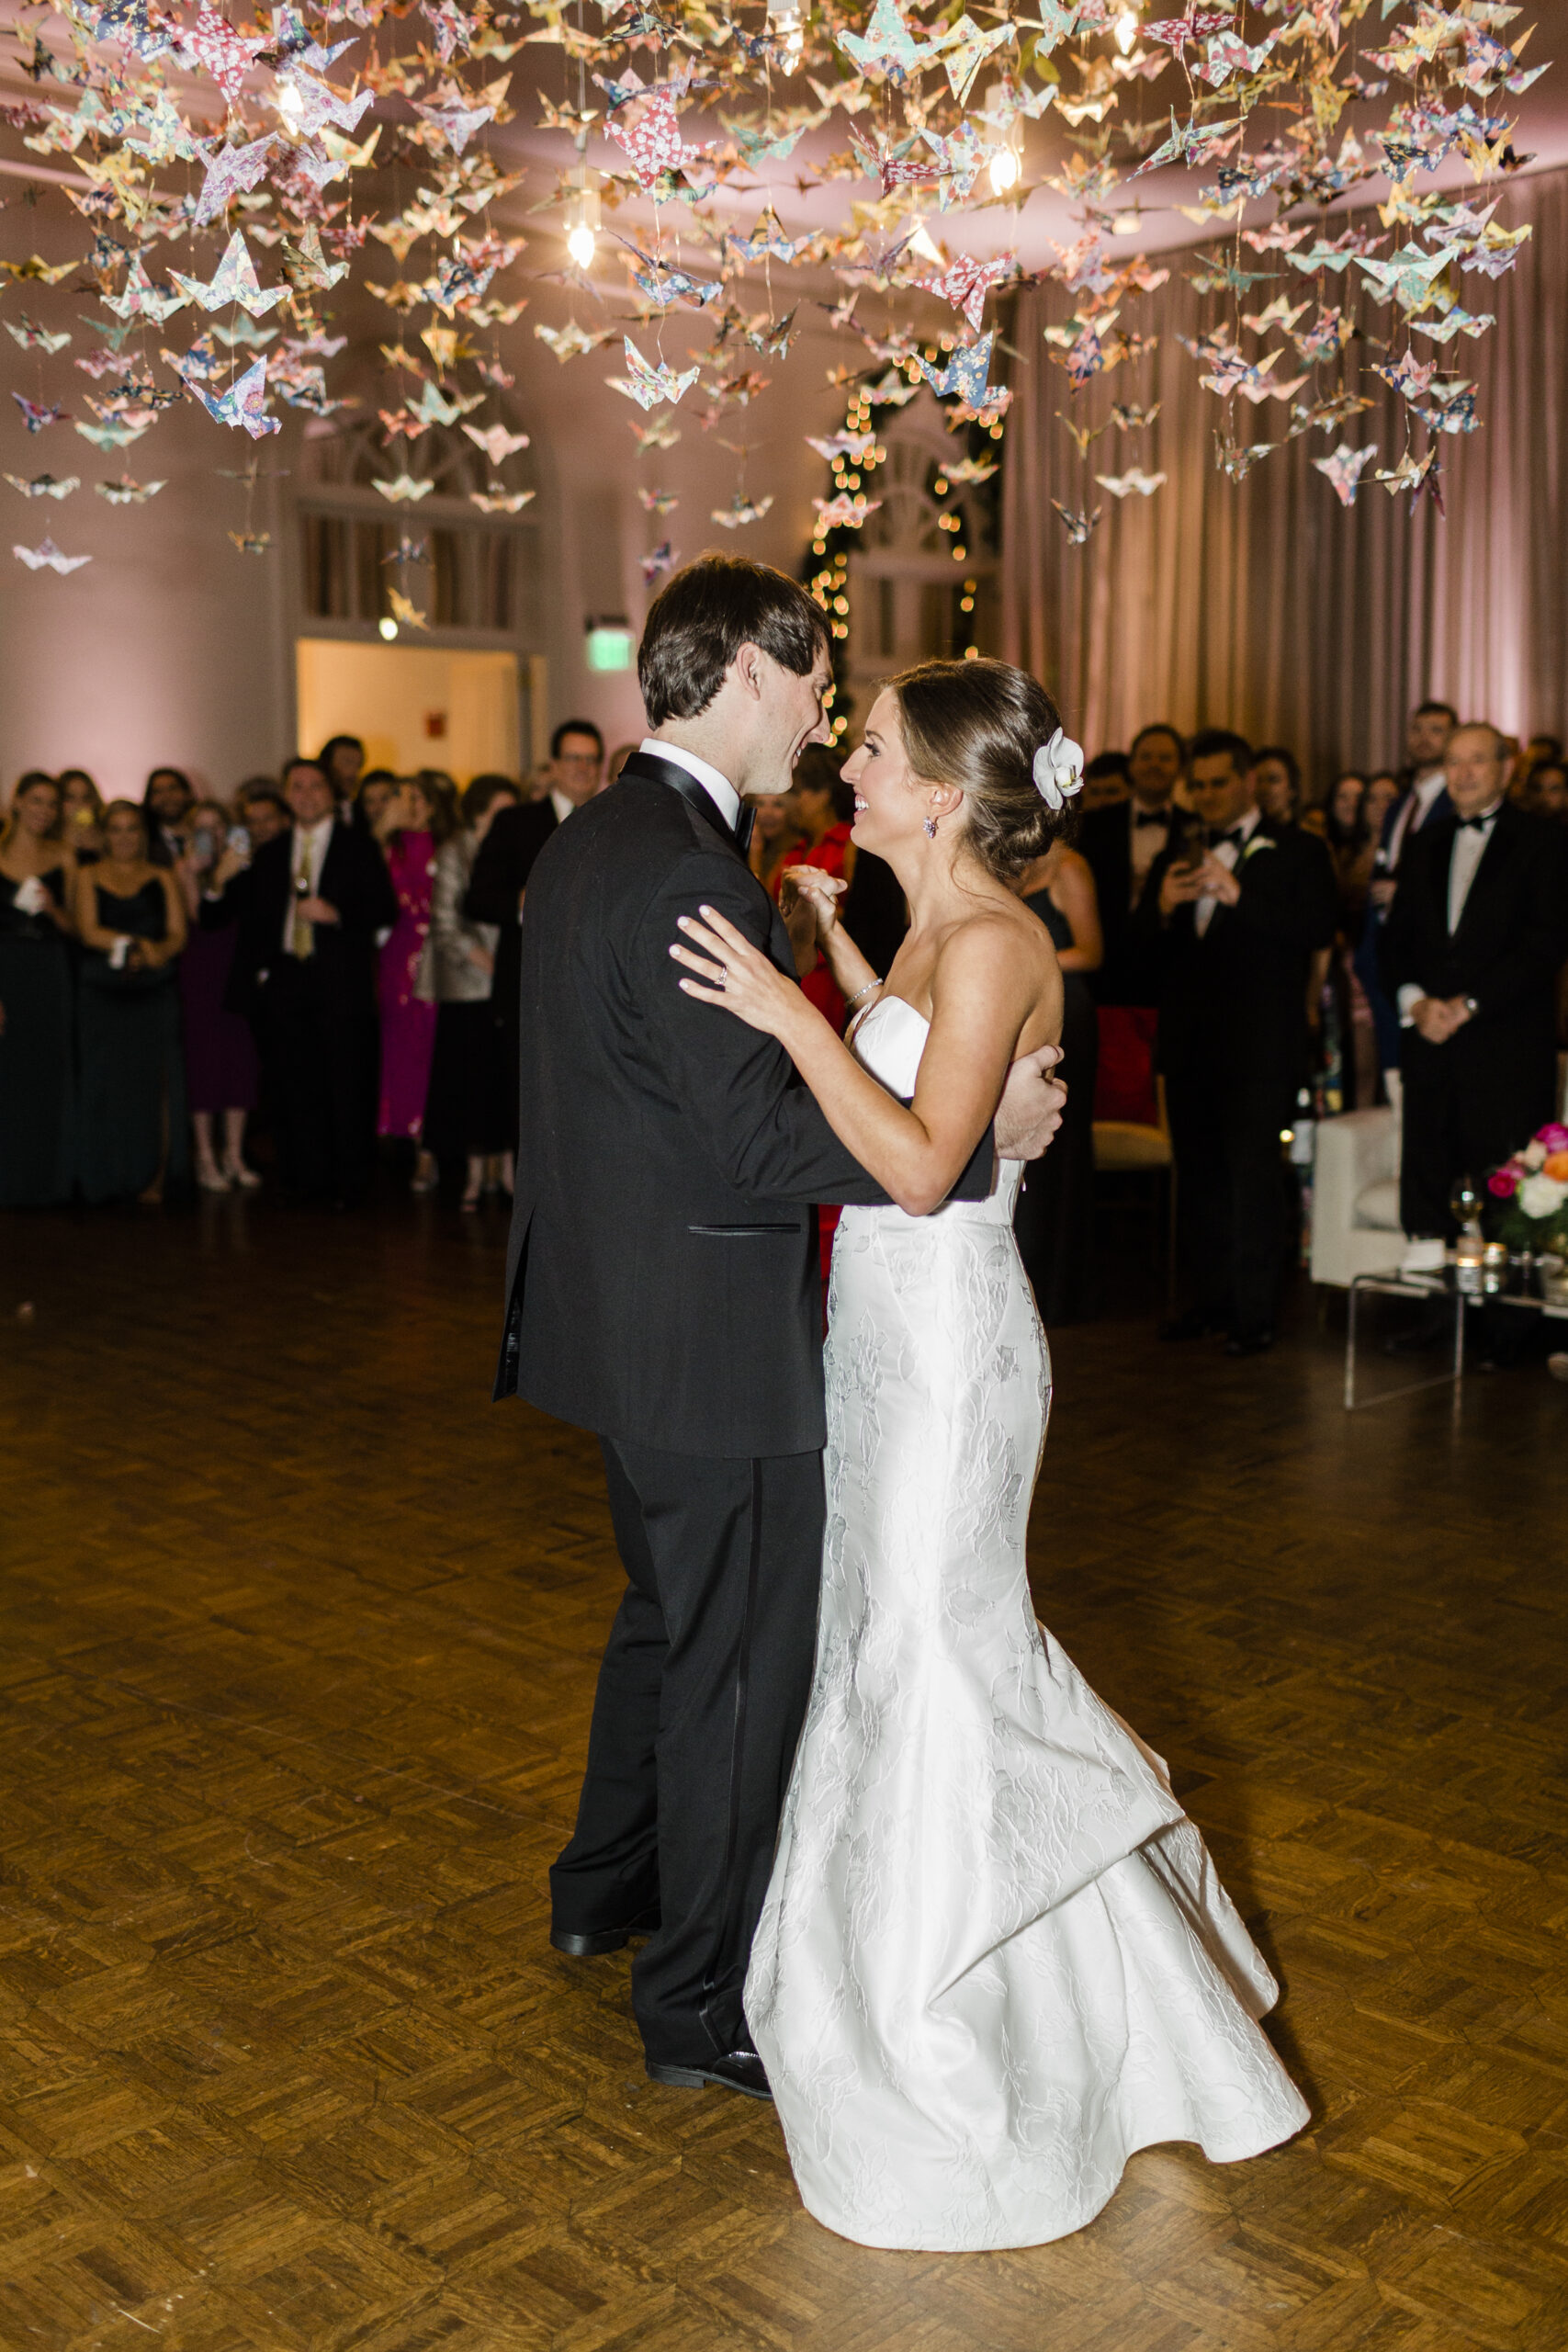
(999, 164, 1568, 783)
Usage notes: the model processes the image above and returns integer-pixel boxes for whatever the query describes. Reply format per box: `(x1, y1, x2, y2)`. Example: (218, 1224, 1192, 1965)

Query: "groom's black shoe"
(549, 1904, 660, 1958)
(646, 2052, 773, 2102)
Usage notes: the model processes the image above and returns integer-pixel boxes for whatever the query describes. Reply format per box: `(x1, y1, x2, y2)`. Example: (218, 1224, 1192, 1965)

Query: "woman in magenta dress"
(376, 775, 454, 1189)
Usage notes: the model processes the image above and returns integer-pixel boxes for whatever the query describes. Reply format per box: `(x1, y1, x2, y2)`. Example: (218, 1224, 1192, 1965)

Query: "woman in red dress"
(780, 748, 857, 1033)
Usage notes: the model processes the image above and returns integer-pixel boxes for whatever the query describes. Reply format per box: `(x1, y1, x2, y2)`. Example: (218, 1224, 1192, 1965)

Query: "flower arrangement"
(1487, 1125, 1568, 1256)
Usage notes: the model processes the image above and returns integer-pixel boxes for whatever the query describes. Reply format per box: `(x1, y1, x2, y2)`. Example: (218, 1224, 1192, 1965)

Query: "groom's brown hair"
(639, 555, 829, 727)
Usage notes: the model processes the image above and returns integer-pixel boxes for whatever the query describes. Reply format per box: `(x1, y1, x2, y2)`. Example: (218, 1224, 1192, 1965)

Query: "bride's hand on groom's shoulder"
(671, 904, 802, 1039)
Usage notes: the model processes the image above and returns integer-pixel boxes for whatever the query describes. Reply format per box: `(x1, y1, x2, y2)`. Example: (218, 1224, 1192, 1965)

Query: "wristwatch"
(1463, 996, 1479, 1016)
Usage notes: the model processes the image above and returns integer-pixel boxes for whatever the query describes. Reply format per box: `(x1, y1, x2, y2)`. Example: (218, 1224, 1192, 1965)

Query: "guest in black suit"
(1143, 729, 1338, 1354)
(1382, 722, 1568, 1245)
(463, 719, 604, 1148)
(1077, 722, 1183, 1007)
(217, 758, 397, 1205)
(141, 767, 194, 869)
(497, 557, 1064, 2098)
(1354, 700, 1457, 1079)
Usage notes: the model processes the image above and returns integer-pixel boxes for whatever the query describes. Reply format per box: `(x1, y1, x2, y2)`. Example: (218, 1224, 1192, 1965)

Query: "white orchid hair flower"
(1032, 727, 1085, 811)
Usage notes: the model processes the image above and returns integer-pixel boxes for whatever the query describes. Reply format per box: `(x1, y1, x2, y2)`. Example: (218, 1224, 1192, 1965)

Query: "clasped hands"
(1159, 855, 1240, 917)
(1410, 994, 1472, 1044)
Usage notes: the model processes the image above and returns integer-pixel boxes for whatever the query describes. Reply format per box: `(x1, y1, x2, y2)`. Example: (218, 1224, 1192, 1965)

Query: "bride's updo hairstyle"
(886, 658, 1076, 881)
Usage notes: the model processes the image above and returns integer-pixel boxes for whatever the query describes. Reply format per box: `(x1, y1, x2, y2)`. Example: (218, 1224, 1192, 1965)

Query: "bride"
(669, 657, 1308, 2254)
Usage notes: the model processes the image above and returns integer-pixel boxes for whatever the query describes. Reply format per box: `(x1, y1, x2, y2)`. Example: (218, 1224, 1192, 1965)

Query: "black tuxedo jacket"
(461, 797, 558, 1023)
(219, 821, 398, 1018)
(495, 749, 995, 1457)
(1138, 818, 1338, 1088)
(1077, 797, 1176, 1004)
(1382, 803, 1568, 1095)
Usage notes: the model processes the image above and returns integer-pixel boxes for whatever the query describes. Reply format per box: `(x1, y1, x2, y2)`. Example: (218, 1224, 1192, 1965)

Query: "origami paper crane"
(387, 589, 427, 630)
(1371, 349, 1438, 401)
(1313, 443, 1377, 505)
(838, 0, 954, 84)
(621, 242, 722, 311)
(806, 431, 881, 464)
(12, 397, 69, 434)
(629, 413, 682, 452)
(373, 473, 435, 503)
(606, 338, 701, 412)
(177, 2, 268, 106)
(1051, 501, 1102, 544)
(469, 486, 536, 513)
(213, 315, 279, 350)
(74, 419, 147, 450)
(281, 225, 351, 294)
(606, 90, 685, 190)
(191, 136, 277, 228)
(1357, 243, 1459, 311)
(1096, 468, 1167, 497)
(4, 473, 78, 498)
(406, 381, 473, 430)
(726, 209, 810, 266)
(96, 474, 164, 502)
(637, 485, 681, 514)
(1411, 382, 1479, 435)
(941, 12, 1013, 103)
(919, 253, 1015, 334)
(1195, 29, 1278, 86)
(813, 492, 882, 530)
(14, 537, 90, 572)
(1374, 447, 1439, 495)
(640, 539, 678, 582)
(6, 318, 72, 356)
(1213, 434, 1276, 481)
(102, 257, 189, 326)
(710, 492, 774, 528)
(942, 455, 999, 483)
(915, 333, 993, 405)
(1410, 305, 1495, 343)
(1287, 233, 1380, 276)
(1242, 296, 1309, 337)
(1293, 307, 1357, 363)
(1110, 402, 1161, 435)
(272, 66, 375, 143)
(170, 232, 288, 319)
(1144, 9, 1232, 52)
(184, 355, 280, 439)
(462, 423, 531, 465)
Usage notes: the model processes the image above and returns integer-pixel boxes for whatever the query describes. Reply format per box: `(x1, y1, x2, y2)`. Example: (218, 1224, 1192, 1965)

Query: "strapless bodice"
(848, 993, 1018, 1222)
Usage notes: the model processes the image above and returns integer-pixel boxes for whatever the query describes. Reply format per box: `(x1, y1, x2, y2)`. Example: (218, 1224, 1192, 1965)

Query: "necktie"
(734, 803, 756, 855)
(1134, 808, 1168, 829)
(1456, 813, 1493, 831)
(291, 831, 314, 958)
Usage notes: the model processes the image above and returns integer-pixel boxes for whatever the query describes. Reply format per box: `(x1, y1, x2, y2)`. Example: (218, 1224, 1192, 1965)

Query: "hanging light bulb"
(769, 0, 807, 66)
(1114, 3, 1139, 51)
(564, 165, 601, 271)
(989, 141, 1021, 195)
(378, 616, 399, 641)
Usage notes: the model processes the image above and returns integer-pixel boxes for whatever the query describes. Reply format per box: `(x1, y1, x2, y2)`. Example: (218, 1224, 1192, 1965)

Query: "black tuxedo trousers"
(550, 1438, 824, 2065)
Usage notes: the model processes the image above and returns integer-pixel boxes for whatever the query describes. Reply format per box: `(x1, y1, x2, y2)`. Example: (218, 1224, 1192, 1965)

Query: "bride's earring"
(924, 816, 938, 840)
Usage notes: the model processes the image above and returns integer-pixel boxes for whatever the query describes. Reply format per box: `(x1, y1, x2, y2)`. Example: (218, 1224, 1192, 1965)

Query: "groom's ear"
(732, 640, 767, 703)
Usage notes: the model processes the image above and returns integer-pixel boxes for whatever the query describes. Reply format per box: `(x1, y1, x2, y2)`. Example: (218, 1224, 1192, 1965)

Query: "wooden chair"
(1092, 1076, 1178, 1313)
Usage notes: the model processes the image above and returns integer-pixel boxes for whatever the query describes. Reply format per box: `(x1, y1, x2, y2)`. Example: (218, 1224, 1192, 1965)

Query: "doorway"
(295, 640, 529, 782)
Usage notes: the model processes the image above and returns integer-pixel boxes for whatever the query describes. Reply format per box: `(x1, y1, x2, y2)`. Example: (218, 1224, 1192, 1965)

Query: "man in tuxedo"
(1142, 729, 1338, 1354)
(462, 719, 604, 1148)
(1383, 722, 1568, 1250)
(142, 766, 194, 868)
(496, 557, 1066, 2100)
(1355, 699, 1457, 1079)
(1075, 723, 1183, 1122)
(220, 757, 398, 1205)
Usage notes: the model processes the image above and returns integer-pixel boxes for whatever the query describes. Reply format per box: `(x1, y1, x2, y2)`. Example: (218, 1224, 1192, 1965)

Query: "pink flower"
(1488, 1168, 1518, 1197)
(1536, 1123, 1568, 1153)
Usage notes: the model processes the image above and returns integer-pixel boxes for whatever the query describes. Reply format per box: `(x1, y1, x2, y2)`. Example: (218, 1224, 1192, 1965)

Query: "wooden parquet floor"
(2, 1197, 1566, 2352)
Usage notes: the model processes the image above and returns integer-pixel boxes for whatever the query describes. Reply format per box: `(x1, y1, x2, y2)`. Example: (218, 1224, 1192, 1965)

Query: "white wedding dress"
(745, 995, 1308, 2252)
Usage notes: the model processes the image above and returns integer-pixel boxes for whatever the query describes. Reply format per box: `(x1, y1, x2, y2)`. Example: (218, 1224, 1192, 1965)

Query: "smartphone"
(189, 826, 218, 870)
(227, 824, 251, 859)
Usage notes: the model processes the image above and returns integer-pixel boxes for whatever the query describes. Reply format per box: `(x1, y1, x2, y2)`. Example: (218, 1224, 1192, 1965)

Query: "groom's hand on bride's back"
(996, 1045, 1067, 1162)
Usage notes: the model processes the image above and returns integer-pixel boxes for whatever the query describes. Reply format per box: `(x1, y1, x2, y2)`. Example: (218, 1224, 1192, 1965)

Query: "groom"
(496, 557, 1066, 2098)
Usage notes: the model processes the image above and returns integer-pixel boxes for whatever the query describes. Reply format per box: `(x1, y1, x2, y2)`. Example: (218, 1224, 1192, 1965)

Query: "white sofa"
(1310, 1102, 1405, 1287)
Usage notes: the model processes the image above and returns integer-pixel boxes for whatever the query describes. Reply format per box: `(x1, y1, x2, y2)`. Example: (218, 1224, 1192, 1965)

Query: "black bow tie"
(1456, 812, 1495, 832)
(734, 803, 755, 854)
(1134, 808, 1168, 828)
(1215, 827, 1246, 849)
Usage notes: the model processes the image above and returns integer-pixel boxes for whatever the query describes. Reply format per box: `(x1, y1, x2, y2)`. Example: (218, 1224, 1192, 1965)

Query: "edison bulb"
(988, 144, 1021, 195)
(1114, 4, 1138, 51)
(567, 221, 596, 269)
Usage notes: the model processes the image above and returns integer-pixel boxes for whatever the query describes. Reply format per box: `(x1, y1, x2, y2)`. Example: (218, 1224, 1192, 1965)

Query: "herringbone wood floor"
(2, 1196, 1565, 2352)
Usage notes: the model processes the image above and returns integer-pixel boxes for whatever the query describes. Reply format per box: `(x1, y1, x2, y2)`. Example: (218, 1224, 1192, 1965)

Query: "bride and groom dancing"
(495, 554, 1307, 2252)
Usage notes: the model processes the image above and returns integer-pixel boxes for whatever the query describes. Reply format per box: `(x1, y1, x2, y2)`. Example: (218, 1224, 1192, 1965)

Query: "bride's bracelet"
(844, 977, 883, 1012)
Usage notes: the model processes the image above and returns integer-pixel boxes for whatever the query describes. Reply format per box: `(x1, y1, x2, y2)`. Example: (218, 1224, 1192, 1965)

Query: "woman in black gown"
(73, 799, 188, 1204)
(1012, 839, 1103, 1325)
(0, 773, 77, 1206)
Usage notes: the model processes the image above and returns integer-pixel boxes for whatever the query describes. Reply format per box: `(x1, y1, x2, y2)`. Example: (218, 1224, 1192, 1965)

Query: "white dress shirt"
(1384, 765, 1448, 872)
(1128, 797, 1171, 908)
(1194, 804, 1260, 938)
(549, 789, 577, 829)
(283, 816, 333, 958)
(1396, 797, 1502, 1022)
(638, 736, 740, 831)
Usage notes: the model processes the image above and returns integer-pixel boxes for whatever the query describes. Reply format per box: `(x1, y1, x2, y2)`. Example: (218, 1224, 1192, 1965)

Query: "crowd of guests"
(5, 699, 1565, 1363)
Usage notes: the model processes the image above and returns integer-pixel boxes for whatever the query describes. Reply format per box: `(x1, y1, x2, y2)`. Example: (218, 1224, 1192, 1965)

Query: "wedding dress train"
(745, 995, 1308, 2252)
